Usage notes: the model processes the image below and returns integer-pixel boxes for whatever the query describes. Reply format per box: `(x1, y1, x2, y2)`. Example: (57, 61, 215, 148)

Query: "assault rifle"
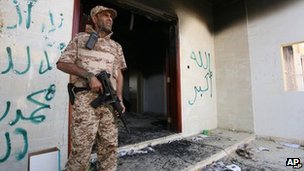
(67, 71, 130, 133)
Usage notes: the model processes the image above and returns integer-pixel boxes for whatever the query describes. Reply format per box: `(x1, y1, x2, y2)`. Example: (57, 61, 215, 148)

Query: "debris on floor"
(225, 164, 241, 171)
(118, 139, 221, 171)
(203, 161, 241, 171)
(203, 137, 304, 171)
(278, 142, 300, 148)
(202, 129, 210, 136)
(235, 143, 253, 159)
(90, 129, 304, 171)
(191, 134, 208, 142)
(256, 146, 270, 152)
(118, 146, 155, 157)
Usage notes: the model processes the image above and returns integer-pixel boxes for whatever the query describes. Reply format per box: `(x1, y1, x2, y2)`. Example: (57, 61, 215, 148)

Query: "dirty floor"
(202, 138, 304, 171)
(118, 112, 174, 146)
(91, 129, 304, 171)
(116, 129, 254, 171)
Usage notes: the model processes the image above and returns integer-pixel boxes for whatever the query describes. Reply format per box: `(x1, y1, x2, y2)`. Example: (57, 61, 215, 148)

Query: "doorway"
(73, 0, 181, 147)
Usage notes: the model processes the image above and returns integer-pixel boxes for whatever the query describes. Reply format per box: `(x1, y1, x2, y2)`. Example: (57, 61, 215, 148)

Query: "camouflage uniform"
(57, 24, 127, 171)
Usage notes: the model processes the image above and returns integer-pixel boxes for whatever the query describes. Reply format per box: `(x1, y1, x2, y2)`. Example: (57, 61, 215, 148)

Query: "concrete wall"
(174, 1, 217, 135)
(246, 0, 304, 143)
(0, 0, 73, 170)
(214, 0, 304, 143)
(214, 0, 254, 132)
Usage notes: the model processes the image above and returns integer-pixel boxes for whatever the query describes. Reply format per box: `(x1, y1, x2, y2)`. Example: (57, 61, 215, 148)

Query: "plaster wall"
(174, 1, 217, 135)
(246, 0, 304, 142)
(214, 0, 254, 132)
(0, 0, 74, 170)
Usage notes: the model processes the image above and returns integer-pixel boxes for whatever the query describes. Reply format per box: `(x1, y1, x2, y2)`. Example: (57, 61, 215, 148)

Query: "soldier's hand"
(115, 101, 125, 117)
(120, 101, 126, 113)
(89, 76, 103, 93)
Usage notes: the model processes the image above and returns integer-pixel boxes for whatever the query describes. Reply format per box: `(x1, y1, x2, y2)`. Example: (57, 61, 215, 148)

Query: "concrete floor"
(116, 129, 304, 171)
(90, 117, 304, 171)
(202, 137, 304, 171)
(116, 129, 255, 171)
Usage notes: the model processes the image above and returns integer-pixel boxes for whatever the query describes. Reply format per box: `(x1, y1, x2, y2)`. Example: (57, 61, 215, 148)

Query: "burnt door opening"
(76, 0, 180, 146)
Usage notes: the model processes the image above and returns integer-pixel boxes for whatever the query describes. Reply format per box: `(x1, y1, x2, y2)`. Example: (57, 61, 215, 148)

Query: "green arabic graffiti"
(0, 128, 28, 163)
(188, 51, 213, 105)
(9, 84, 56, 126)
(1, 46, 53, 75)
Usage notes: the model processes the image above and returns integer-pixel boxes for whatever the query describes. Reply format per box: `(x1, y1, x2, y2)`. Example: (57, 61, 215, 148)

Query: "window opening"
(282, 42, 304, 91)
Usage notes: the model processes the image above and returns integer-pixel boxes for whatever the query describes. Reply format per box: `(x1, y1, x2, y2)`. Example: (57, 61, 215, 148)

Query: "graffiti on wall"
(1, 0, 66, 76)
(0, 0, 66, 163)
(6, 0, 38, 30)
(2, 46, 54, 75)
(0, 84, 56, 162)
(188, 50, 213, 105)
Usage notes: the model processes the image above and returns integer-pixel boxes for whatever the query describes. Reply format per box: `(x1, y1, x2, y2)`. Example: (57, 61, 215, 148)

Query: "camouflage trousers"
(66, 91, 118, 171)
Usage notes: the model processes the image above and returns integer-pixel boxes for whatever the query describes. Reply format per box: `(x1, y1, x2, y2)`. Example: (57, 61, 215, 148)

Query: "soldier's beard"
(97, 23, 112, 33)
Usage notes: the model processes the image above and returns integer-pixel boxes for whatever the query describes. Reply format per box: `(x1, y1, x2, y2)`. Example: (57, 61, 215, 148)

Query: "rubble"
(118, 146, 155, 157)
(278, 142, 300, 148)
(191, 134, 208, 142)
(235, 144, 253, 159)
(203, 161, 241, 171)
(256, 147, 270, 152)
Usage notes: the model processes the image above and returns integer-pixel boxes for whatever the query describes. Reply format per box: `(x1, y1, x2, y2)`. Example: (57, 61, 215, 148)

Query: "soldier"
(56, 5, 127, 171)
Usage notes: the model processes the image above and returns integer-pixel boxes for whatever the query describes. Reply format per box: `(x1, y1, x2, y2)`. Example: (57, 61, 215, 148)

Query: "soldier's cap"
(90, 5, 117, 19)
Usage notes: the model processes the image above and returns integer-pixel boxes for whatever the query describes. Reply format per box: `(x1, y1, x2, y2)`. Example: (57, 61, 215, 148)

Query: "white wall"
(174, 1, 217, 136)
(214, 0, 254, 132)
(246, 0, 304, 143)
(0, 0, 73, 170)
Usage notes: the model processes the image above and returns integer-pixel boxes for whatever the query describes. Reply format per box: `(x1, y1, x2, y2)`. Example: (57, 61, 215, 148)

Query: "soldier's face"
(95, 11, 113, 33)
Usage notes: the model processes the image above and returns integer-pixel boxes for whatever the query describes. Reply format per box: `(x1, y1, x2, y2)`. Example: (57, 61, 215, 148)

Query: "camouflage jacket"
(57, 26, 127, 89)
